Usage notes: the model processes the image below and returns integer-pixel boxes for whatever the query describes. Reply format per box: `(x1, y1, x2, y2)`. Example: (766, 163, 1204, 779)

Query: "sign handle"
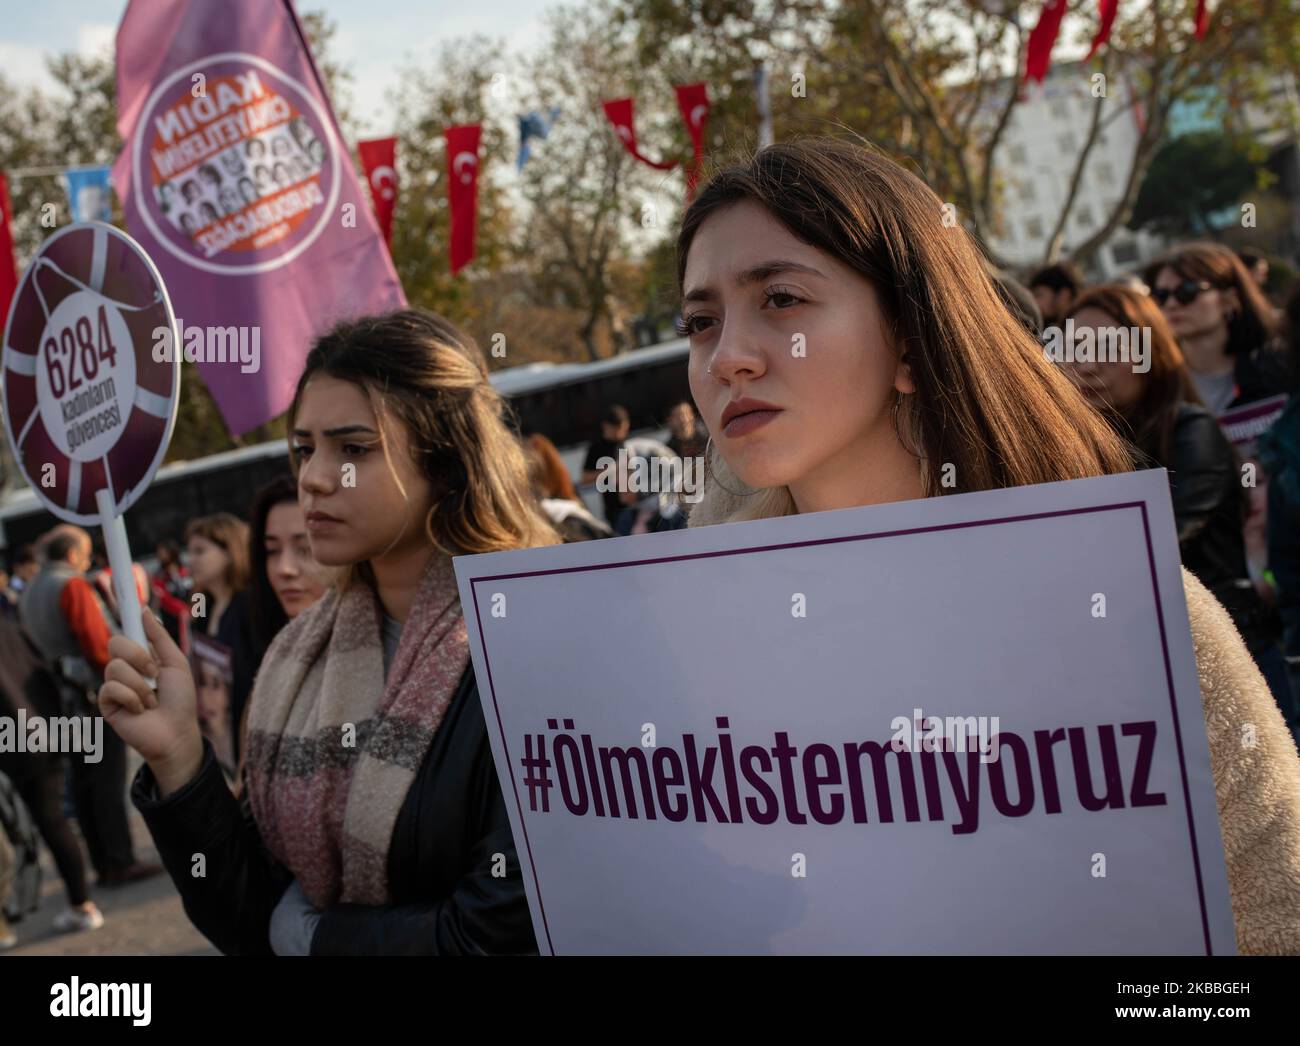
(95, 486, 148, 652)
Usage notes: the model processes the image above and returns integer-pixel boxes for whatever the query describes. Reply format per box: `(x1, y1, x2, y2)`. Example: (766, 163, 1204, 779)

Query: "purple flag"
(111, 0, 405, 436)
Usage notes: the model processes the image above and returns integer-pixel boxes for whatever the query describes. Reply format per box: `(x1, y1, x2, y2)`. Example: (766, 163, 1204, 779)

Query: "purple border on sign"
(468, 499, 1212, 956)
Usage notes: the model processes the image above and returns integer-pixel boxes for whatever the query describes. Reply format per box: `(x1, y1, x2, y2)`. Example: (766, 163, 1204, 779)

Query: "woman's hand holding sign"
(100, 610, 204, 798)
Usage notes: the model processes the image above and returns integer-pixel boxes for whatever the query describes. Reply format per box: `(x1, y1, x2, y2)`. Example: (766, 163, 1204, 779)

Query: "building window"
(1009, 143, 1028, 165)
(1057, 132, 1078, 153)
(1026, 216, 1045, 239)
(1049, 97, 1067, 119)
(1021, 180, 1037, 202)
(1110, 240, 1140, 266)
(1076, 204, 1095, 228)
(1095, 161, 1115, 185)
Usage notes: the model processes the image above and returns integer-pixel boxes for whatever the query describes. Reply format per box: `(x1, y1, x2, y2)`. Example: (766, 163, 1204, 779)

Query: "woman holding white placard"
(675, 137, 1300, 954)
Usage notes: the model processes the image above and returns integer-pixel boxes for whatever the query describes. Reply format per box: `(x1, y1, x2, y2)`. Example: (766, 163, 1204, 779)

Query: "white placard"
(453, 470, 1236, 955)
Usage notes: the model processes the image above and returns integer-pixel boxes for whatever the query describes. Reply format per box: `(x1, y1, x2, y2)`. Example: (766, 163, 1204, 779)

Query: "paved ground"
(3, 752, 219, 956)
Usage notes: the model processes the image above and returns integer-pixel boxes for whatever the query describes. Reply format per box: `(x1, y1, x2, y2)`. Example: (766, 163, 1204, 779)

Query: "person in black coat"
(98, 309, 561, 955)
(1066, 285, 1299, 740)
(128, 661, 525, 954)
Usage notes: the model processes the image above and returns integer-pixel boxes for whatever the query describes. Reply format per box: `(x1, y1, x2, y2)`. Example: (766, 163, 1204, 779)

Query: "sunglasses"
(1152, 280, 1214, 307)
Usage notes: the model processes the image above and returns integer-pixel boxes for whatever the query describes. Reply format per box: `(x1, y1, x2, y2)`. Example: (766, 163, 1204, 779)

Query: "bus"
(0, 337, 693, 562)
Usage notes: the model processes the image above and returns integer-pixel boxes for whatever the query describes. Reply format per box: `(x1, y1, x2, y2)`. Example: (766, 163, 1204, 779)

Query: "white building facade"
(983, 64, 1166, 280)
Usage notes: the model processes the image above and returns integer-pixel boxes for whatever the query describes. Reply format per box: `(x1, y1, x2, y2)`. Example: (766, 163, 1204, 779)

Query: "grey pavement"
(2, 750, 219, 956)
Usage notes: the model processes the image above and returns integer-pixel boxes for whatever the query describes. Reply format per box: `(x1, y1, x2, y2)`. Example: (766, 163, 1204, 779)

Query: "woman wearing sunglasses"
(679, 137, 1300, 953)
(1143, 243, 1291, 415)
(1064, 284, 1299, 743)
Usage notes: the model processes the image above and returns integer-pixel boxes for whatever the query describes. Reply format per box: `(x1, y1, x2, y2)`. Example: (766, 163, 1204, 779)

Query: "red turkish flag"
(358, 136, 398, 247)
(1085, 0, 1121, 62)
(446, 124, 481, 276)
(1194, 0, 1209, 38)
(602, 98, 678, 171)
(0, 174, 18, 329)
(1024, 0, 1068, 83)
(674, 82, 710, 198)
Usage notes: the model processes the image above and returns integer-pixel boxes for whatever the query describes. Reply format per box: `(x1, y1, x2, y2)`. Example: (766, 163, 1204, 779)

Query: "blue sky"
(1, 0, 557, 134)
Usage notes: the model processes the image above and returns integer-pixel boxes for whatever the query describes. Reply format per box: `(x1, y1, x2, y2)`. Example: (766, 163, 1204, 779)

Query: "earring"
(704, 435, 761, 497)
(891, 390, 923, 460)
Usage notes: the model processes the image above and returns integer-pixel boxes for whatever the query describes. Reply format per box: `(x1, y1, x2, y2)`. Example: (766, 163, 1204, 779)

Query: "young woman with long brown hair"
(97, 309, 557, 955)
(676, 137, 1300, 953)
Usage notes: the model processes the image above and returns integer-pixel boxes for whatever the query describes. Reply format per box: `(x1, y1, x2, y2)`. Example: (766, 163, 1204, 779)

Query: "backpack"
(0, 771, 42, 923)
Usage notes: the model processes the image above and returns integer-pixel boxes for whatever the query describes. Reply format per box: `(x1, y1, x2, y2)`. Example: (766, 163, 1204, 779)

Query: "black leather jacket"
(1164, 403, 1278, 649)
(130, 665, 538, 955)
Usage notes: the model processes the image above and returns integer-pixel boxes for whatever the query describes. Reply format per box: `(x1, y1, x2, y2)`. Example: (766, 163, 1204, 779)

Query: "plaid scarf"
(244, 554, 469, 908)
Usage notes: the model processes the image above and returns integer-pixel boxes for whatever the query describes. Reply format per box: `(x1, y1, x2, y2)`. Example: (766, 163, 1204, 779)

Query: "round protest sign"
(130, 51, 342, 276)
(1, 220, 180, 524)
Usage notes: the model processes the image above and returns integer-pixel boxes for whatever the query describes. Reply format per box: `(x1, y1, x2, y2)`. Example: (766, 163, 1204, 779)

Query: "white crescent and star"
(453, 151, 479, 184)
(690, 103, 708, 128)
(369, 165, 397, 200)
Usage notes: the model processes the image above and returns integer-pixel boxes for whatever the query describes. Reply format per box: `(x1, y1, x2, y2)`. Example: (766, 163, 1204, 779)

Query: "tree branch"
(1043, 71, 1108, 265)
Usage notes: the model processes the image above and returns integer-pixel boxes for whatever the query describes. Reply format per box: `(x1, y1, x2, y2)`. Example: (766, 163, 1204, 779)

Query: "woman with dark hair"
(677, 137, 1300, 952)
(1143, 242, 1291, 414)
(247, 475, 326, 665)
(1064, 284, 1297, 740)
(99, 309, 557, 955)
(229, 476, 327, 792)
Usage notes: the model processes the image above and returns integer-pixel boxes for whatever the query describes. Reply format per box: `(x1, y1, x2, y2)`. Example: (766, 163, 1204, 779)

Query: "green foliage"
(1128, 130, 1259, 238)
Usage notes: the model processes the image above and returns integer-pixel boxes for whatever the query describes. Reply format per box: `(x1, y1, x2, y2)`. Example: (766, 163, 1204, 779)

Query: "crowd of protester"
(0, 389, 706, 949)
(0, 471, 331, 948)
(1024, 243, 1300, 742)
(1, 138, 1299, 954)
